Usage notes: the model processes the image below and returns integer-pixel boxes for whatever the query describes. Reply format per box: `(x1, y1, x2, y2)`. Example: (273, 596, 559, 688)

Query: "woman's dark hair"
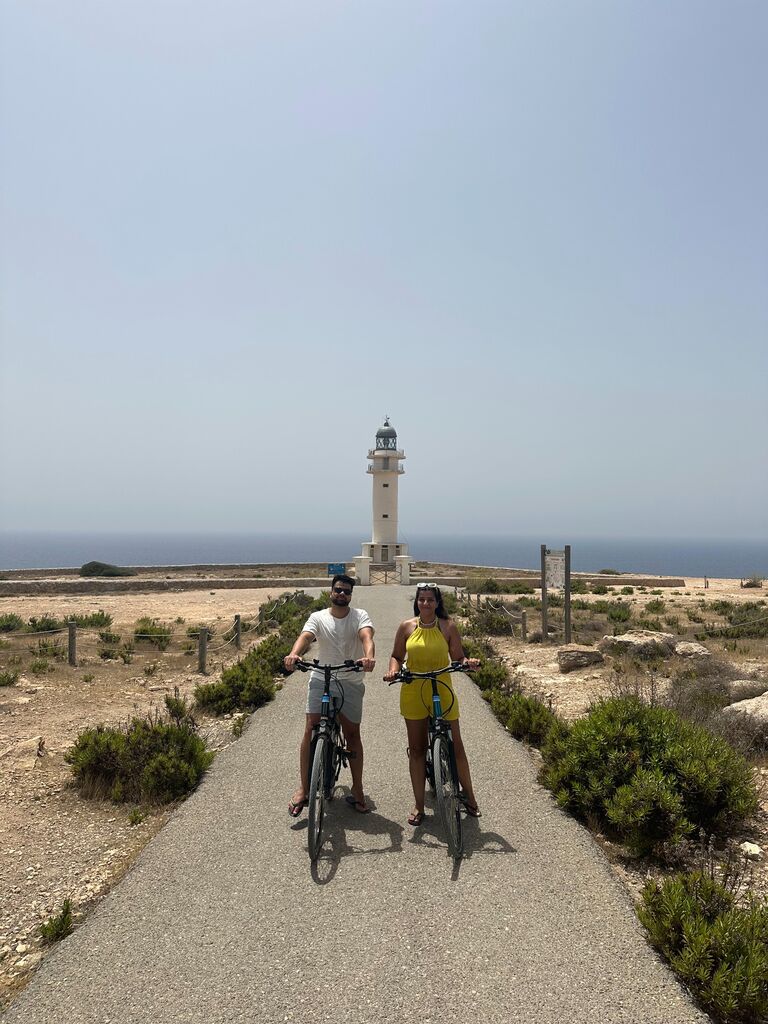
(413, 584, 448, 619)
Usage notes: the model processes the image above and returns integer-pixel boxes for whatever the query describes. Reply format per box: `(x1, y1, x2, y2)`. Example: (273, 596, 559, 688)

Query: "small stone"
(740, 841, 763, 861)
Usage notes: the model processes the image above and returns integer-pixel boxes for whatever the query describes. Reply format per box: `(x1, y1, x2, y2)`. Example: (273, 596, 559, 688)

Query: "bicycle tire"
(425, 739, 436, 792)
(433, 733, 463, 859)
(307, 733, 329, 862)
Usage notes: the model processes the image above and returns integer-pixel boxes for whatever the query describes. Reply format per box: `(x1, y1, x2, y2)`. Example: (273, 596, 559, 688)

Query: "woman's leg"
(405, 717, 429, 820)
(448, 720, 479, 812)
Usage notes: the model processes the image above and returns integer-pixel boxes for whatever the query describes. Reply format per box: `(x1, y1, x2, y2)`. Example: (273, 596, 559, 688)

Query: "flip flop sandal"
(345, 795, 371, 813)
(407, 810, 425, 826)
(288, 797, 308, 818)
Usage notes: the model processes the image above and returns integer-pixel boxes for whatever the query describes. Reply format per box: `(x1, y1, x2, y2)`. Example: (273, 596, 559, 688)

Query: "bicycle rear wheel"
(307, 733, 329, 862)
(433, 733, 463, 859)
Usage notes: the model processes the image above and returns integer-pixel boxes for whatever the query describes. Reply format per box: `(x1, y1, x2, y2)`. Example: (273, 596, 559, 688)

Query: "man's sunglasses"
(332, 587, 352, 595)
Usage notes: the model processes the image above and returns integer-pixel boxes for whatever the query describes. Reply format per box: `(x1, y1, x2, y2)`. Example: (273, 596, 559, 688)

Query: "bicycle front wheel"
(433, 733, 463, 859)
(307, 733, 329, 862)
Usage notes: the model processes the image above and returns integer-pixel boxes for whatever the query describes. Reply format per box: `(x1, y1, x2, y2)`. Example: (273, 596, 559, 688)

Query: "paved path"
(3, 586, 707, 1023)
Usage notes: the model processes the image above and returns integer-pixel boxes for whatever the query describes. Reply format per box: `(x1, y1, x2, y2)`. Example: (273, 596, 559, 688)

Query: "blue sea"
(1, 531, 767, 578)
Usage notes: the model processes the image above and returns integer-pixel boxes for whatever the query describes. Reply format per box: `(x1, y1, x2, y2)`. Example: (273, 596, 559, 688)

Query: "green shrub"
(591, 583, 609, 595)
(471, 660, 509, 692)
(489, 689, 558, 746)
(0, 669, 19, 687)
(608, 602, 632, 623)
(635, 617, 665, 632)
(30, 658, 50, 675)
(621, 586, 635, 595)
(638, 871, 768, 1023)
(0, 613, 24, 632)
(472, 608, 514, 635)
(66, 712, 213, 803)
(79, 561, 136, 577)
(186, 624, 215, 640)
(27, 615, 65, 633)
(99, 630, 121, 644)
(541, 697, 758, 854)
(71, 610, 113, 628)
(570, 579, 588, 594)
(646, 599, 666, 614)
(32, 637, 67, 660)
(134, 617, 172, 650)
(195, 648, 277, 714)
(462, 636, 495, 660)
(40, 899, 74, 944)
(599, 568, 621, 575)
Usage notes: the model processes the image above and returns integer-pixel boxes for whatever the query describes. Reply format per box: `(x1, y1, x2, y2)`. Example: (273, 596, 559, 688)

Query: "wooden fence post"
(68, 622, 77, 666)
(198, 627, 208, 674)
(564, 544, 572, 644)
(234, 614, 242, 650)
(521, 610, 527, 642)
(540, 544, 548, 643)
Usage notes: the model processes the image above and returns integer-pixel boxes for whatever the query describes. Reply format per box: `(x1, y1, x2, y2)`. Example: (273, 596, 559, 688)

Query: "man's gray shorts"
(306, 673, 366, 724)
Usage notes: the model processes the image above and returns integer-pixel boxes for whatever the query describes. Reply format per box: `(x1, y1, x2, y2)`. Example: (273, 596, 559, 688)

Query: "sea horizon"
(1, 530, 767, 579)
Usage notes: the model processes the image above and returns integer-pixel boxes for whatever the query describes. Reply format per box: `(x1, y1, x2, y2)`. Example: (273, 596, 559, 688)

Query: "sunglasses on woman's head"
(416, 583, 439, 591)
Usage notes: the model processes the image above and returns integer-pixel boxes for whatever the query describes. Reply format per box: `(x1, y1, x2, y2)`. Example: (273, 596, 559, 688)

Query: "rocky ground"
(1, 571, 767, 1009)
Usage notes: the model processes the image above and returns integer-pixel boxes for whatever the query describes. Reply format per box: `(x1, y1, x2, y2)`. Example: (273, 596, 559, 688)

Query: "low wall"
(0, 578, 331, 597)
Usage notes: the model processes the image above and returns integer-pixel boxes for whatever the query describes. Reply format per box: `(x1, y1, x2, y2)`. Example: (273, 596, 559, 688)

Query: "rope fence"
(0, 588, 316, 676)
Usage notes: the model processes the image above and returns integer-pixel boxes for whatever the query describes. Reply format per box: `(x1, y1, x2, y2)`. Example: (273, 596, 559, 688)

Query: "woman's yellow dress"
(400, 620, 459, 721)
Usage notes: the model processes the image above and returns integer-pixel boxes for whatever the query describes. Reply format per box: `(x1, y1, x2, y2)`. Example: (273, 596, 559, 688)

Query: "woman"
(383, 583, 481, 826)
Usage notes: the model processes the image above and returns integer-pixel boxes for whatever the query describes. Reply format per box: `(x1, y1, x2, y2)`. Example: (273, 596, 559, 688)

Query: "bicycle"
(388, 661, 471, 860)
(293, 658, 363, 862)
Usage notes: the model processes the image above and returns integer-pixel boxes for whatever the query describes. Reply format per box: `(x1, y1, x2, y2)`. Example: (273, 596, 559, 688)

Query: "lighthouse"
(354, 418, 412, 585)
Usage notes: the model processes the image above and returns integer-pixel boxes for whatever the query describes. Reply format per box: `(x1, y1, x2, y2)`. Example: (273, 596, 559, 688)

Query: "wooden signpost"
(540, 544, 572, 643)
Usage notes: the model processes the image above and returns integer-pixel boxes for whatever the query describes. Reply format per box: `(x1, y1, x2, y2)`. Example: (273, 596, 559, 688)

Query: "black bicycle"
(388, 661, 470, 860)
(293, 658, 362, 862)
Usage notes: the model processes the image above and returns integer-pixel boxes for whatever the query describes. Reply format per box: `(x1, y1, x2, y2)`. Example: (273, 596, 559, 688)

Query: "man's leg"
(340, 713, 365, 806)
(290, 713, 320, 811)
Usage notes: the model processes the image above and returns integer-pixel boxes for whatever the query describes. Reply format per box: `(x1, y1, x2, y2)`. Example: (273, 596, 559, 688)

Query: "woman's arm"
(383, 621, 410, 680)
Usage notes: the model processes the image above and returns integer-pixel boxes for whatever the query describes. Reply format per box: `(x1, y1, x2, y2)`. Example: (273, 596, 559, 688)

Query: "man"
(284, 574, 375, 815)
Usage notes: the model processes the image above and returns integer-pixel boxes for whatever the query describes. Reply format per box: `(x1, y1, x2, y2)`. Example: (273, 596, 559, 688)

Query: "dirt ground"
(1, 572, 767, 1008)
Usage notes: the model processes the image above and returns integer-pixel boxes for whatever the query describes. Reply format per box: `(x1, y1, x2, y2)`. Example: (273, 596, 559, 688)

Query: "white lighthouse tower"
(354, 418, 411, 585)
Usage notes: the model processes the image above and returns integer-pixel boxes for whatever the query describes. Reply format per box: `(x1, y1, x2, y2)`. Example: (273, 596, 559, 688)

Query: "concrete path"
(3, 586, 707, 1023)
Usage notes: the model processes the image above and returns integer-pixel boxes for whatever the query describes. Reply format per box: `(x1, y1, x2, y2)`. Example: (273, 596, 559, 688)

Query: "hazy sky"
(1, 2, 766, 541)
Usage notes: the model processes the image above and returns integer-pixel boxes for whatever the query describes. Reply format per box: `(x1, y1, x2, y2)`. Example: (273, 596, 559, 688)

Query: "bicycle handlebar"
(292, 658, 363, 673)
(387, 661, 473, 686)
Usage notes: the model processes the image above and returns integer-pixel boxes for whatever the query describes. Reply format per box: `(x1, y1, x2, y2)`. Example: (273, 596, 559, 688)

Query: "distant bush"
(607, 602, 632, 624)
(591, 583, 609, 595)
(134, 617, 172, 651)
(32, 637, 67, 661)
(620, 586, 635, 595)
(66, 710, 213, 803)
(0, 670, 19, 687)
(0, 613, 24, 633)
(598, 568, 621, 575)
(27, 615, 65, 633)
(638, 870, 768, 1023)
(646, 599, 666, 614)
(570, 579, 588, 594)
(71, 610, 113, 628)
(541, 697, 758, 855)
(743, 575, 764, 589)
(79, 561, 136, 578)
(30, 658, 50, 675)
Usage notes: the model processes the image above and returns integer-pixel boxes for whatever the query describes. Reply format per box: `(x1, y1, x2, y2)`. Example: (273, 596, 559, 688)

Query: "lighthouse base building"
(353, 419, 412, 585)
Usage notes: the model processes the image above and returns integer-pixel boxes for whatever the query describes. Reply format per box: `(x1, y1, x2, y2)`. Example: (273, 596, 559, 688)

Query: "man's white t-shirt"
(302, 607, 373, 683)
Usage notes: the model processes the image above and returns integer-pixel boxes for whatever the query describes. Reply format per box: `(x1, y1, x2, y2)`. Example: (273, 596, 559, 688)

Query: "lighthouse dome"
(375, 418, 398, 450)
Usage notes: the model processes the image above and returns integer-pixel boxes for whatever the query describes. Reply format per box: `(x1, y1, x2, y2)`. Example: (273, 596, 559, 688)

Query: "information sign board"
(327, 563, 346, 576)
(545, 549, 566, 590)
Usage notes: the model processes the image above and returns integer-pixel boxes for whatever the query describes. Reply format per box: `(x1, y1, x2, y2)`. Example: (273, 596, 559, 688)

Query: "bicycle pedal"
(343, 749, 357, 760)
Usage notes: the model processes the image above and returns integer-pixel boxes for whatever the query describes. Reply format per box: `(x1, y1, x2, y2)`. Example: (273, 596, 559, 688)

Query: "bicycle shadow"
(293, 795, 406, 886)
(406, 807, 517, 880)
